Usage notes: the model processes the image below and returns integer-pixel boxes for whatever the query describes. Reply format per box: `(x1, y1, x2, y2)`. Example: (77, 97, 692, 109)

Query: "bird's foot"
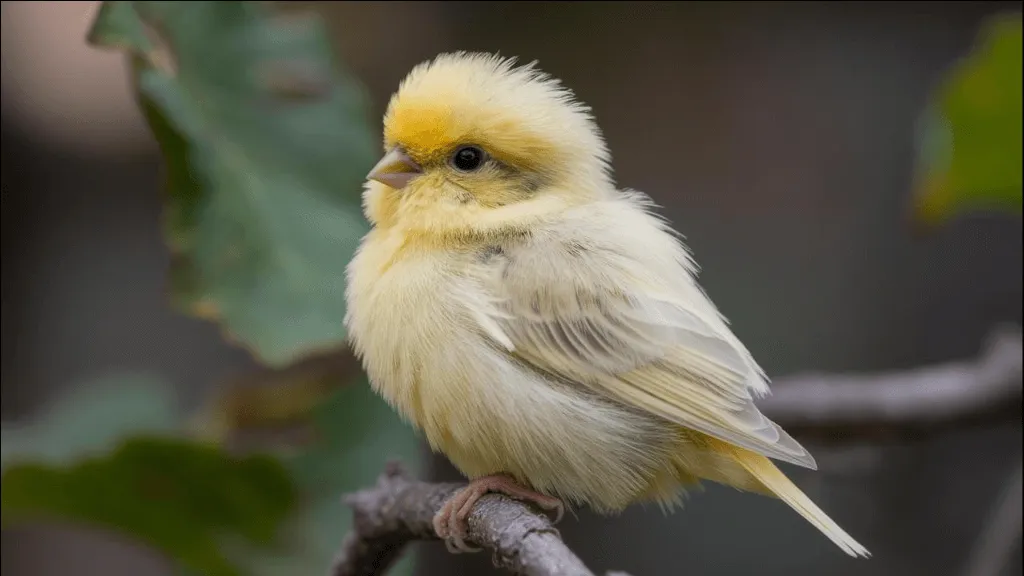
(432, 473, 565, 554)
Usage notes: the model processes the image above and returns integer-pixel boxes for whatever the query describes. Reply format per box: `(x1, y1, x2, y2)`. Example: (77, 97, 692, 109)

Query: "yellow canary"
(345, 52, 869, 558)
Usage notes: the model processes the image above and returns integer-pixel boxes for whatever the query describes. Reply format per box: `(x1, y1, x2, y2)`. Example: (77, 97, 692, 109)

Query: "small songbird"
(345, 52, 870, 558)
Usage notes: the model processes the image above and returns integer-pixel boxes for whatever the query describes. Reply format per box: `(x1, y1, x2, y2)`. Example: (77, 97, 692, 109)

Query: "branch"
(759, 325, 1022, 442)
(330, 462, 629, 576)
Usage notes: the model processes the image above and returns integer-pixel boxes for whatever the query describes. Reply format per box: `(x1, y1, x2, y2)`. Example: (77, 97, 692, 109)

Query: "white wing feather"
(466, 191, 817, 470)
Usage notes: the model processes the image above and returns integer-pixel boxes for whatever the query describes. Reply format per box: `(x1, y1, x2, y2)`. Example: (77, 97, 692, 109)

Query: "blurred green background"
(1, 2, 1021, 576)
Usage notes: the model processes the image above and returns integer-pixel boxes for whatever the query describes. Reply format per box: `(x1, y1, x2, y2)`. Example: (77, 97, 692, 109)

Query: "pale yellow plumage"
(345, 52, 870, 557)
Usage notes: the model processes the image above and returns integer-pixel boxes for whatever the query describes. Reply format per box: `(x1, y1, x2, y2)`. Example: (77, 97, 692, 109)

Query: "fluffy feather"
(345, 52, 869, 557)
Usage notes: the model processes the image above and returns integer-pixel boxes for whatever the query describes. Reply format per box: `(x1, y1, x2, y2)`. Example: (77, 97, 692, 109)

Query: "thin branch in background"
(760, 326, 1022, 441)
(332, 326, 1022, 576)
(961, 460, 1023, 576)
(330, 463, 631, 576)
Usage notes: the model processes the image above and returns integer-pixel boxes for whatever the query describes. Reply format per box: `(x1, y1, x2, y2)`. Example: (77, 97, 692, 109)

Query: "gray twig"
(330, 462, 627, 576)
(760, 325, 1022, 441)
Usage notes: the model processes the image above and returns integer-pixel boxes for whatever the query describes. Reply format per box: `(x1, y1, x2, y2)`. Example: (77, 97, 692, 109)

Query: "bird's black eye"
(451, 145, 486, 172)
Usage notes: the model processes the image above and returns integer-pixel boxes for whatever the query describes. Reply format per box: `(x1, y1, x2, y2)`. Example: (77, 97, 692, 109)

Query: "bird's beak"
(366, 148, 422, 189)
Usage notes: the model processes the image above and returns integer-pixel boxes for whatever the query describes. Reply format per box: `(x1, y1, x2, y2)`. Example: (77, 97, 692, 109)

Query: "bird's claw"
(431, 474, 565, 554)
(433, 494, 481, 554)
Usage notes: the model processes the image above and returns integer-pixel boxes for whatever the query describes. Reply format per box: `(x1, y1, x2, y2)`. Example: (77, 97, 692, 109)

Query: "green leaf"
(72, 5, 422, 574)
(914, 12, 1023, 224)
(3, 439, 297, 576)
(1, 377, 300, 576)
(88, 2, 377, 367)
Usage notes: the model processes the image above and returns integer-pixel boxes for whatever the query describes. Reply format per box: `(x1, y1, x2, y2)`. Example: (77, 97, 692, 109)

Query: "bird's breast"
(346, 232, 469, 428)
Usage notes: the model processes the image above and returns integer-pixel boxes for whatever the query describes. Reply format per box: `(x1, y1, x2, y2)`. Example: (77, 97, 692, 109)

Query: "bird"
(344, 51, 870, 558)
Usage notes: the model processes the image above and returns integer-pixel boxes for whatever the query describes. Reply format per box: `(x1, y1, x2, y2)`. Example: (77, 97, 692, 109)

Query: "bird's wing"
(466, 208, 816, 469)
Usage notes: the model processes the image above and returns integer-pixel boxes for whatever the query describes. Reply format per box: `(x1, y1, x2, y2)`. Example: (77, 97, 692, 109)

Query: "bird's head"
(363, 52, 612, 236)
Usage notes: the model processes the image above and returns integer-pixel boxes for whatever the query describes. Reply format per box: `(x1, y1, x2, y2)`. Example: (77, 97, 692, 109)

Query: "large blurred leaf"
(914, 12, 1023, 224)
(1, 377, 299, 576)
(88, 1, 377, 367)
(73, 4, 421, 575)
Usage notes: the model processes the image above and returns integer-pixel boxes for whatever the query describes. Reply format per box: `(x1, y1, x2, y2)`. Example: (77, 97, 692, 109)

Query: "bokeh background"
(2, 2, 1021, 576)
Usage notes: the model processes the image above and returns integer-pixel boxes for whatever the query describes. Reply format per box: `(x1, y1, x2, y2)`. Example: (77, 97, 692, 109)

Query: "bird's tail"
(706, 437, 871, 558)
